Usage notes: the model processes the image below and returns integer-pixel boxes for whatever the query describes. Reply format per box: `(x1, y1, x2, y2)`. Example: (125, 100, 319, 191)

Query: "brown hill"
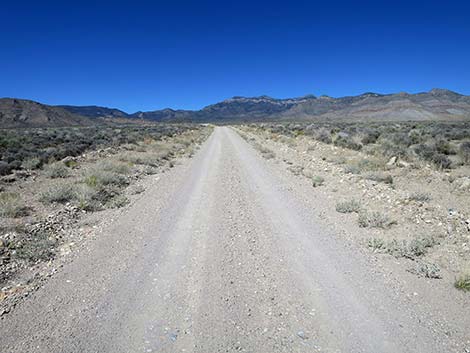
(0, 98, 94, 128)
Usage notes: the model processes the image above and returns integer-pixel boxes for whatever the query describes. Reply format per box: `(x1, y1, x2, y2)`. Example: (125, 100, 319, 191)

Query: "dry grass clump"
(0, 192, 28, 218)
(358, 211, 396, 229)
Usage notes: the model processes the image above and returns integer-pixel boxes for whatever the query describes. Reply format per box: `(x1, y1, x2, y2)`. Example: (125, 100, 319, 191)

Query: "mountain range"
(1, 89, 470, 128)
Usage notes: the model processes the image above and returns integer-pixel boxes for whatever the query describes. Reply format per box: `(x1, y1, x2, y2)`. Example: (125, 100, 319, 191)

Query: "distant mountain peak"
(429, 88, 460, 96)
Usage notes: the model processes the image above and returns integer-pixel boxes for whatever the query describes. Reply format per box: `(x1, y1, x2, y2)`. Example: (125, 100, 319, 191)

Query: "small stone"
(387, 156, 397, 166)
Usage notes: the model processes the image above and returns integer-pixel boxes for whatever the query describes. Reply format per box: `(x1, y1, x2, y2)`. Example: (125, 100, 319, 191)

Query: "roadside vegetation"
(239, 122, 470, 293)
(0, 124, 197, 176)
(0, 123, 212, 301)
(245, 121, 470, 169)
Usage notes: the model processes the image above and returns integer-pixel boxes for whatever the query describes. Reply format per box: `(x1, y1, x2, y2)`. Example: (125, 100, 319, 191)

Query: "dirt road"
(0, 127, 467, 352)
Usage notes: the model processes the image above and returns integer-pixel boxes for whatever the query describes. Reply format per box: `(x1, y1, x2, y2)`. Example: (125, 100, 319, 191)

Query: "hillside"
(56, 105, 128, 119)
(0, 98, 94, 128)
(281, 89, 470, 121)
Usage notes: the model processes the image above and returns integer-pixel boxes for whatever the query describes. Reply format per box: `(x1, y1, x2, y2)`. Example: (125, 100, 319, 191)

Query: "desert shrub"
(343, 164, 361, 174)
(432, 154, 452, 169)
(21, 157, 42, 170)
(455, 272, 470, 291)
(345, 158, 386, 174)
(74, 184, 102, 211)
(409, 192, 431, 202)
(377, 138, 408, 158)
(390, 132, 413, 147)
(83, 170, 128, 188)
(63, 159, 78, 168)
(368, 237, 435, 259)
(100, 160, 131, 174)
(315, 128, 332, 144)
(0, 161, 13, 175)
(408, 129, 425, 144)
(312, 175, 324, 187)
(386, 237, 436, 259)
(358, 211, 396, 229)
(434, 138, 454, 155)
(119, 152, 161, 167)
(459, 141, 470, 164)
(44, 162, 69, 178)
(410, 261, 441, 279)
(253, 144, 275, 159)
(361, 130, 380, 145)
(414, 144, 452, 169)
(14, 231, 56, 262)
(0, 192, 28, 218)
(143, 166, 158, 175)
(367, 238, 385, 250)
(336, 199, 362, 213)
(365, 173, 393, 184)
(334, 134, 362, 151)
(40, 184, 76, 204)
(107, 195, 130, 208)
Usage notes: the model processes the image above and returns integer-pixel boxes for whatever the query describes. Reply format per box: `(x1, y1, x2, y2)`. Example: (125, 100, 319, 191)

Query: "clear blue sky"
(1, 0, 469, 113)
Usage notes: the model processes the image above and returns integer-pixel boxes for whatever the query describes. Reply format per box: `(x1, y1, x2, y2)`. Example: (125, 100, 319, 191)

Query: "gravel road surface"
(0, 127, 465, 352)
